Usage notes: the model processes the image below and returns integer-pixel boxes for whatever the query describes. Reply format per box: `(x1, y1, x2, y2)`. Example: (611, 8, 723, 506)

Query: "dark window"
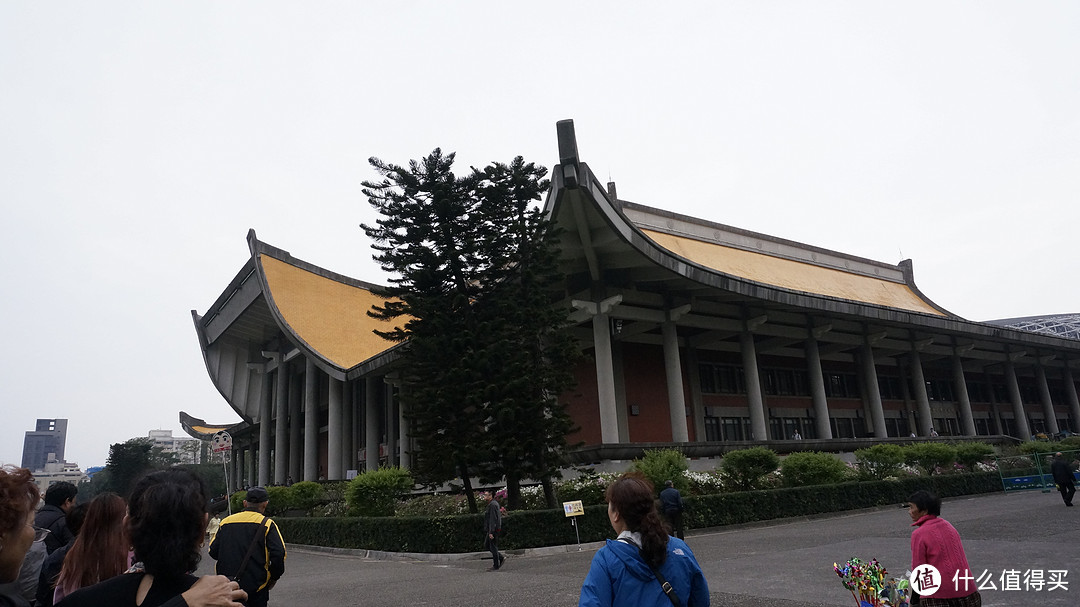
(878, 376, 903, 400)
(825, 373, 859, 398)
(721, 417, 749, 441)
(704, 416, 722, 441)
(699, 364, 746, 394)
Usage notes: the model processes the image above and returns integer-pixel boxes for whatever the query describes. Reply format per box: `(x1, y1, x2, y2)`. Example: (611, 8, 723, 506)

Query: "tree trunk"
(506, 471, 521, 510)
(541, 475, 558, 509)
(459, 462, 478, 513)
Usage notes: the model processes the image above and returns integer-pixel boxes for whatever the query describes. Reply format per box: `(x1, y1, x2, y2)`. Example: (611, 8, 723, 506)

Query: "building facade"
(191, 121, 1080, 488)
(21, 418, 68, 472)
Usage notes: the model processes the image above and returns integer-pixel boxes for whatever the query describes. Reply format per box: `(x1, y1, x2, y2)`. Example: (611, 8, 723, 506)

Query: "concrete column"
(365, 376, 379, 471)
(740, 331, 768, 441)
(984, 371, 1003, 435)
(274, 361, 289, 484)
(288, 371, 302, 482)
(805, 336, 832, 439)
(952, 354, 977, 436)
(612, 342, 630, 442)
(661, 321, 689, 442)
(328, 376, 343, 480)
(910, 350, 933, 436)
(304, 359, 319, 481)
(398, 388, 410, 469)
(384, 381, 397, 467)
(342, 380, 354, 474)
(593, 313, 620, 443)
(685, 347, 707, 442)
(860, 343, 888, 439)
(1036, 364, 1059, 435)
(234, 447, 245, 490)
(1063, 365, 1080, 434)
(244, 446, 255, 489)
(1004, 360, 1031, 439)
(258, 370, 272, 486)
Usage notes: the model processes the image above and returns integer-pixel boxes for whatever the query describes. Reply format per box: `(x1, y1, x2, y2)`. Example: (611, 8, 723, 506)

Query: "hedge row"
(275, 472, 1000, 553)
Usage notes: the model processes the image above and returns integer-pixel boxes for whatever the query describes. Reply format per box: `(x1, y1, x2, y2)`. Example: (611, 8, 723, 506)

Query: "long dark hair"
(56, 493, 128, 594)
(605, 472, 669, 568)
(127, 469, 208, 580)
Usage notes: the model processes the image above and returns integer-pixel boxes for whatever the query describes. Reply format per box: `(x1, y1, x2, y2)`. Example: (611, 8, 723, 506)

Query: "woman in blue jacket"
(579, 473, 710, 606)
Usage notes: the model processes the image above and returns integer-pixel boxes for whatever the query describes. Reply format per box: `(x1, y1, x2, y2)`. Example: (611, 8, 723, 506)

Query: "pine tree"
(360, 151, 577, 511)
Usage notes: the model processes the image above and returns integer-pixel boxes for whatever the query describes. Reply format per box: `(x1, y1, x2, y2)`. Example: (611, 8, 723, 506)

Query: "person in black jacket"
(35, 502, 88, 607)
(659, 480, 685, 540)
(1050, 452, 1076, 507)
(484, 496, 505, 571)
(34, 483, 77, 555)
(209, 487, 286, 607)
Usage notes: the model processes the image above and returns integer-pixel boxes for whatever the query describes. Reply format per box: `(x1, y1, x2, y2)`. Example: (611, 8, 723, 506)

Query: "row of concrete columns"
(230, 363, 410, 489)
(589, 309, 1080, 444)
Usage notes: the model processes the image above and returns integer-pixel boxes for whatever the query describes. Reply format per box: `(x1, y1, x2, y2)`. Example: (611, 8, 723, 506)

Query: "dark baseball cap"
(245, 486, 269, 503)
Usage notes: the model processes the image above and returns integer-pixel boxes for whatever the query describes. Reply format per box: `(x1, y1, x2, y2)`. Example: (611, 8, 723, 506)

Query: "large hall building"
(190, 120, 1080, 488)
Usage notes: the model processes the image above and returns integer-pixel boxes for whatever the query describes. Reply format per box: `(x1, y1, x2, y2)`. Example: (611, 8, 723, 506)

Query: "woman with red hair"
(0, 466, 41, 607)
(52, 493, 129, 603)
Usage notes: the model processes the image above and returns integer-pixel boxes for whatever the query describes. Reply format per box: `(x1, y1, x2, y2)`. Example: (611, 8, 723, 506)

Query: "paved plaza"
(197, 489, 1079, 606)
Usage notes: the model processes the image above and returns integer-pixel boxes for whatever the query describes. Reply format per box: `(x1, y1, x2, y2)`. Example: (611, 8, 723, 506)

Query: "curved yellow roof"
(260, 255, 399, 368)
(642, 229, 945, 316)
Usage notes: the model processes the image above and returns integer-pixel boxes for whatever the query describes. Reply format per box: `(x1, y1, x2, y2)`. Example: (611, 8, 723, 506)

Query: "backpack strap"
(230, 516, 269, 583)
(616, 537, 680, 607)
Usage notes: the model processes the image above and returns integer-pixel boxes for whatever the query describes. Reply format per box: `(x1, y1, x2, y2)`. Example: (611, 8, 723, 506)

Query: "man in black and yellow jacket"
(209, 486, 286, 607)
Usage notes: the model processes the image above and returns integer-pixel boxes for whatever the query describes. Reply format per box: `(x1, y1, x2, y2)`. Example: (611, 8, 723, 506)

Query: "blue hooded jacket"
(579, 536, 710, 606)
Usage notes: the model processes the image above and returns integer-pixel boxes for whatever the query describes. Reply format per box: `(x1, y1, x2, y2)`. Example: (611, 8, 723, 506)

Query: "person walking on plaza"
(484, 495, 505, 571)
(579, 473, 710, 607)
(1050, 451, 1075, 507)
(659, 480, 685, 540)
(35, 483, 78, 555)
(209, 487, 286, 607)
(907, 490, 981, 607)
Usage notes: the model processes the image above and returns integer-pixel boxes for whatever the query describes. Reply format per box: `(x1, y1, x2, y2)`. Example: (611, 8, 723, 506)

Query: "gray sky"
(2, 2, 1077, 469)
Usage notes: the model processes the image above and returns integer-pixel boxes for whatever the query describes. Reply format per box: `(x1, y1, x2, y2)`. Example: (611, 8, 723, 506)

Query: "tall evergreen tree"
(360, 151, 577, 511)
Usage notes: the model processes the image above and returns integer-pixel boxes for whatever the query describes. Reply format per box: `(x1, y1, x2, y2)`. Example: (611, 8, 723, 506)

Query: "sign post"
(563, 500, 585, 551)
(211, 431, 233, 515)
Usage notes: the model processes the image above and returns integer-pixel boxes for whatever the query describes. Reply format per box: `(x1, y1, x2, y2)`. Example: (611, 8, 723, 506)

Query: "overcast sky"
(2, 2, 1077, 469)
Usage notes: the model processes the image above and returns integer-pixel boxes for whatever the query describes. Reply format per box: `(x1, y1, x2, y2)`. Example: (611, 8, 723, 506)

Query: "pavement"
(196, 488, 1080, 606)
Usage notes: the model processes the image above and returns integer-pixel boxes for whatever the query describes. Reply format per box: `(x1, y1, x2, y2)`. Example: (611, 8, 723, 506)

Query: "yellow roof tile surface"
(260, 255, 398, 368)
(642, 229, 945, 316)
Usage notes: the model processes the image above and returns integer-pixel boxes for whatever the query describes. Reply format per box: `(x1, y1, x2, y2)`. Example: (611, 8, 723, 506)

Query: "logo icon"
(910, 564, 942, 596)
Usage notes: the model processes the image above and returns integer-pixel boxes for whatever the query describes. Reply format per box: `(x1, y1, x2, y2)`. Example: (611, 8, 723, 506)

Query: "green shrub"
(855, 444, 905, 480)
(720, 447, 780, 490)
(685, 470, 725, 495)
(1059, 436, 1080, 450)
(395, 494, 467, 517)
(345, 467, 414, 516)
(264, 486, 294, 516)
(275, 472, 1001, 553)
(229, 490, 247, 513)
(780, 452, 851, 487)
(953, 442, 995, 471)
(904, 443, 956, 475)
(556, 472, 616, 506)
(632, 448, 689, 494)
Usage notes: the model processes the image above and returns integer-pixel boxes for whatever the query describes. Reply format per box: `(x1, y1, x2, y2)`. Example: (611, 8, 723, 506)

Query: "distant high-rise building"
(148, 429, 201, 464)
(21, 418, 68, 472)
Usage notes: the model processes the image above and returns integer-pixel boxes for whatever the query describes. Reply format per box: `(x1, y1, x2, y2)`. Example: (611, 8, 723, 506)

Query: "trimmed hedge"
(275, 472, 1000, 553)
